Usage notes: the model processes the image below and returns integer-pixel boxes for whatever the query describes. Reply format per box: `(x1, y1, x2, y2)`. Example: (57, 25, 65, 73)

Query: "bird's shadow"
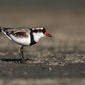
(0, 58, 32, 63)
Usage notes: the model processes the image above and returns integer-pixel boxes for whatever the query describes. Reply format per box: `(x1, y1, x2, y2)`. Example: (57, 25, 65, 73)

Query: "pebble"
(49, 67, 52, 71)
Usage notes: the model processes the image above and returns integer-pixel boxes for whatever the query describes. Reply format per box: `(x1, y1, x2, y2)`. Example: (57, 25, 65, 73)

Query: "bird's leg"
(20, 46, 24, 60)
(18, 46, 26, 63)
(18, 47, 21, 57)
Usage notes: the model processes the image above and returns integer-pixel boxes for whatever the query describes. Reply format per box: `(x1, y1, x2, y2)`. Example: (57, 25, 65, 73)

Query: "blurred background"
(0, 0, 85, 85)
(0, 0, 85, 50)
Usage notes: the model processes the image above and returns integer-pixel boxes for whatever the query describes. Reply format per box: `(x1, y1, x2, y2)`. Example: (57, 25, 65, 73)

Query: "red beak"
(44, 32, 52, 37)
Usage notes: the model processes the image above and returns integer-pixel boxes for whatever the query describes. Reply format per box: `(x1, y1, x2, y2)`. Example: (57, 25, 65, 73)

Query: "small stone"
(49, 67, 52, 71)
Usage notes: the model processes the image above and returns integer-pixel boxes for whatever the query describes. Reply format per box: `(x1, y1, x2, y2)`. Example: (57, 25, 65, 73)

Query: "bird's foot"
(15, 59, 27, 64)
(16, 58, 32, 64)
(19, 59, 27, 64)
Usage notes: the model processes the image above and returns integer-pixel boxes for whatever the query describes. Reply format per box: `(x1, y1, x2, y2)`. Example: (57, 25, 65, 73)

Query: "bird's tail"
(0, 27, 12, 40)
(0, 27, 2, 32)
(0, 27, 8, 32)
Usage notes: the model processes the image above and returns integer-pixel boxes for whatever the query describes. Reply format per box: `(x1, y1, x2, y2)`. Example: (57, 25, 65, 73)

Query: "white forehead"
(36, 27, 43, 30)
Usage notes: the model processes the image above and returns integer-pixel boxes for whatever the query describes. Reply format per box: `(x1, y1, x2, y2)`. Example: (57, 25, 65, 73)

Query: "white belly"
(10, 34, 31, 45)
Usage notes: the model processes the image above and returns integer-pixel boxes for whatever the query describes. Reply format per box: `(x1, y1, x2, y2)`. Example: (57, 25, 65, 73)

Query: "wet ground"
(0, 47, 85, 85)
(0, 61, 85, 85)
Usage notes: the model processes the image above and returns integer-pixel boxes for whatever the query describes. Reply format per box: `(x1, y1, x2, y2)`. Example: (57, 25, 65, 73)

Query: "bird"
(0, 27, 52, 63)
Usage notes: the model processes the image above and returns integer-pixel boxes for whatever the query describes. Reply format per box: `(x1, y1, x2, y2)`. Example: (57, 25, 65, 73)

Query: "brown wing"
(3, 27, 30, 37)
(13, 31, 28, 37)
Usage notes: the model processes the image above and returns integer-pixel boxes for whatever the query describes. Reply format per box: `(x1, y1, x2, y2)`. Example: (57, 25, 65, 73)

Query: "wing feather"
(2, 27, 31, 38)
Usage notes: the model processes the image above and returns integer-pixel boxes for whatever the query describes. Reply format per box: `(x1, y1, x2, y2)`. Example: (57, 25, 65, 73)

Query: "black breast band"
(30, 32, 36, 46)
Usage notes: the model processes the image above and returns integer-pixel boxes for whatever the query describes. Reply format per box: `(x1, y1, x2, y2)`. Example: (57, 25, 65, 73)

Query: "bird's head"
(31, 27, 52, 42)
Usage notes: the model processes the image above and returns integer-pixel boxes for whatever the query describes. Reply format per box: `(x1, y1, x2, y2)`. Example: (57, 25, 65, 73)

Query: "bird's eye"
(38, 29, 42, 32)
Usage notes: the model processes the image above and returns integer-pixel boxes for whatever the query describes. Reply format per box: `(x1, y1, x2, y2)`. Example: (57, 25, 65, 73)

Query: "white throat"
(33, 32, 45, 42)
